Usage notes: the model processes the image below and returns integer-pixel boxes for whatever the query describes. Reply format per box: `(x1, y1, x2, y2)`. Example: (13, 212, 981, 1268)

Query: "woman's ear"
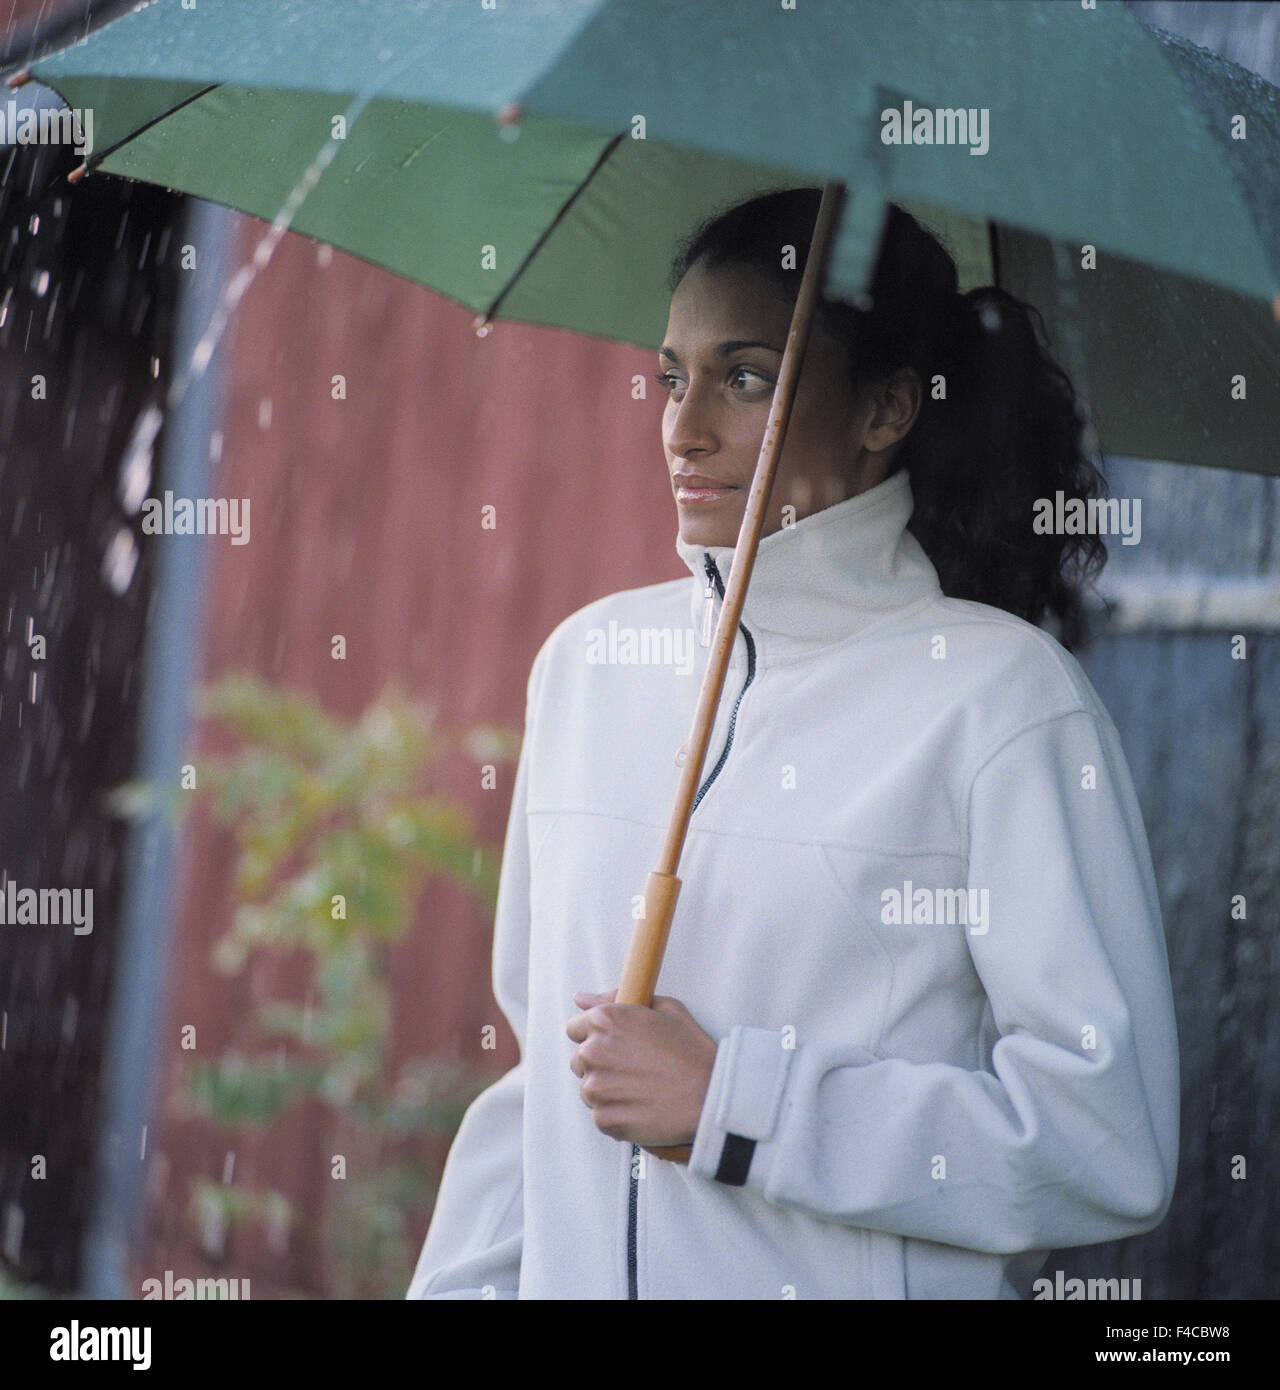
(865, 367, 922, 451)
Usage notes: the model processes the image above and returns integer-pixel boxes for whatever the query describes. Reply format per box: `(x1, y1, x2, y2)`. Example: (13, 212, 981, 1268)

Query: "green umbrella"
(10, 0, 1280, 477)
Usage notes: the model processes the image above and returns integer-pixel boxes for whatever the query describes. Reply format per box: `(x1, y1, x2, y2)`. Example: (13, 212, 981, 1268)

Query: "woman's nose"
(664, 380, 719, 458)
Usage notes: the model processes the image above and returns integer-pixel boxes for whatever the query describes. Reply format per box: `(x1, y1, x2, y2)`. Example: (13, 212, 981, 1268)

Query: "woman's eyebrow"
(658, 339, 785, 363)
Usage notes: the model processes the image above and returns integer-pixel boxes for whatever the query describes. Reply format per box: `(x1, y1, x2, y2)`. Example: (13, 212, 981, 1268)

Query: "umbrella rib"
(476, 128, 627, 327)
(71, 81, 222, 180)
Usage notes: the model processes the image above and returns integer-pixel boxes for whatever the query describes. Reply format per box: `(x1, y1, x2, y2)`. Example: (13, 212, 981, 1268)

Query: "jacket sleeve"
(687, 707, 1181, 1255)
(405, 646, 546, 1299)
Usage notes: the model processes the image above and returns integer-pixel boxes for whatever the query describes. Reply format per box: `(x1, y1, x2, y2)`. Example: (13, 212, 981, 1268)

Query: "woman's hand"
(566, 991, 718, 1149)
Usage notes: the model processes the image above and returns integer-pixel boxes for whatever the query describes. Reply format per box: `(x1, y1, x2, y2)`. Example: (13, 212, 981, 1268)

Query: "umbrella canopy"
(13, 0, 1280, 475)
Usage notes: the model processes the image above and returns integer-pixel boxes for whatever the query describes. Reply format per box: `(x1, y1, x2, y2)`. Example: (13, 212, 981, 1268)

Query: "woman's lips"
(675, 479, 739, 504)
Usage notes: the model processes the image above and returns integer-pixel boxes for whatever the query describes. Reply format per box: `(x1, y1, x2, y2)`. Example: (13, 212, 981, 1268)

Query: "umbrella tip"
(5, 68, 31, 89)
(67, 162, 88, 184)
(496, 101, 523, 127)
(473, 313, 494, 338)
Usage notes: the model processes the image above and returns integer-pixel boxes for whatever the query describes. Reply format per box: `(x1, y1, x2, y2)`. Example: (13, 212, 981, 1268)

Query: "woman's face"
(658, 259, 919, 548)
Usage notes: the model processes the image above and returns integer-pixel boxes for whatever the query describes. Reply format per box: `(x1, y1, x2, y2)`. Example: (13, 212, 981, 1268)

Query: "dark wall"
(0, 117, 185, 1287)
(1036, 0, 1280, 1301)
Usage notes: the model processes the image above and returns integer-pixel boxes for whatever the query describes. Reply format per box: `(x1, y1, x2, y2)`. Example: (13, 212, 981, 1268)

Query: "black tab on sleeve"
(714, 1133, 756, 1186)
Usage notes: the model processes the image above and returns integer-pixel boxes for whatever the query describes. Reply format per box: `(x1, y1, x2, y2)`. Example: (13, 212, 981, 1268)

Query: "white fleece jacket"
(407, 467, 1179, 1300)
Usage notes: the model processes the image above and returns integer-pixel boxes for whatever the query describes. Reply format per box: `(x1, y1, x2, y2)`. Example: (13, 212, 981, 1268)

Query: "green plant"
(180, 675, 519, 1297)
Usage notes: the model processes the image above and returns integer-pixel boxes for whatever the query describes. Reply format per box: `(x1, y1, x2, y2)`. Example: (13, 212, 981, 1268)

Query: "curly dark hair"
(667, 187, 1109, 652)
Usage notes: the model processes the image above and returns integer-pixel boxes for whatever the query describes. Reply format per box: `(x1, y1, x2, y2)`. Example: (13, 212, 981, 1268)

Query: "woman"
(407, 187, 1179, 1300)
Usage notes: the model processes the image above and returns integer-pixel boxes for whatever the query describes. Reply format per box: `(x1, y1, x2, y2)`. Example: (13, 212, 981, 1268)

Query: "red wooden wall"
(138, 214, 679, 1295)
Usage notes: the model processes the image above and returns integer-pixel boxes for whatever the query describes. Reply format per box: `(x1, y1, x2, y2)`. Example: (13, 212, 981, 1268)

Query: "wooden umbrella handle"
(613, 180, 849, 1165)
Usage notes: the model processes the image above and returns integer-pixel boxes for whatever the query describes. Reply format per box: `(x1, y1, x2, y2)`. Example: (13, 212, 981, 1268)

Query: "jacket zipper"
(627, 551, 758, 1299)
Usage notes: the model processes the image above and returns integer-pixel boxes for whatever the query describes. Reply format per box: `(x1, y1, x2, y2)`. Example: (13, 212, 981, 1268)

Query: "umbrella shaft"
(613, 180, 847, 1158)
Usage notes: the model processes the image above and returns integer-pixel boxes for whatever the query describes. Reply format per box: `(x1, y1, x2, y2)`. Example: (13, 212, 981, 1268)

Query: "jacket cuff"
(690, 1026, 795, 1189)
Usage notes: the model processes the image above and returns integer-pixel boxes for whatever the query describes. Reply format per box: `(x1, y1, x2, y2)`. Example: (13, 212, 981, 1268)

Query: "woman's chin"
(676, 504, 744, 549)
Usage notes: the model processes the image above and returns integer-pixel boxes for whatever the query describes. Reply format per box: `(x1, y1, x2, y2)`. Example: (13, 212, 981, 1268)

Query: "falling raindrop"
(199, 1196, 226, 1259)
(265, 1198, 290, 1256)
(118, 403, 163, 514)
(2, 1204, 23, 1263)
(32, 268, 49, 296)
(102, 525, 139, 596)
(77, 686, 95, 742)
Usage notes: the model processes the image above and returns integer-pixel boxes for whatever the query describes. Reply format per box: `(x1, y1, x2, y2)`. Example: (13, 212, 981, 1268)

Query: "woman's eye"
(654, 367, 772, 396)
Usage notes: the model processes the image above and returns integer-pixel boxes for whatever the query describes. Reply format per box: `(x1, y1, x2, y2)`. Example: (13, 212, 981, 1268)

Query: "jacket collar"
(674, 467, 941, 660)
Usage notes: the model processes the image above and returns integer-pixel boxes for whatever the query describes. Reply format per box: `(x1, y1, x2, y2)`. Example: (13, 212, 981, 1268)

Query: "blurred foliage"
(0, 1269, 53, 1299)
(178, 676, 520, 1298)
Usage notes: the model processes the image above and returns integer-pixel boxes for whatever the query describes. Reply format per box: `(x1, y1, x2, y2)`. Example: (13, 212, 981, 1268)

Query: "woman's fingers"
(572, 989, 617, 1007)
